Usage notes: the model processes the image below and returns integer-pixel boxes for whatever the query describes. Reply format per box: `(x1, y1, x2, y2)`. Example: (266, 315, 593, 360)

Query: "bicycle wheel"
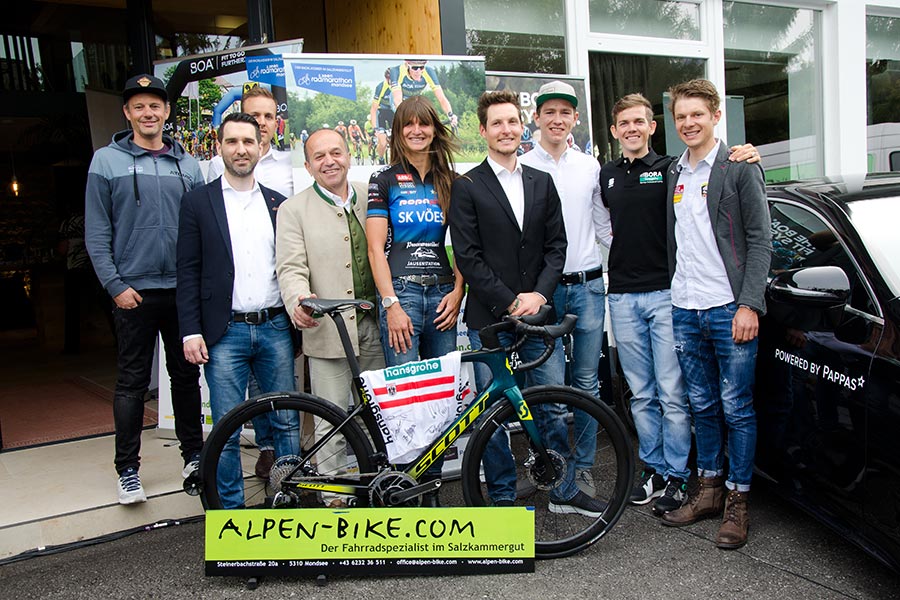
(200, 392, 375, 510)
(461, 386, 633, 559)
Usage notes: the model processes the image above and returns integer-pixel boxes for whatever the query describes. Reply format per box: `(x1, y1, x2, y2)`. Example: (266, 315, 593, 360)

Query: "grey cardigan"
(666, 143, 771, 315)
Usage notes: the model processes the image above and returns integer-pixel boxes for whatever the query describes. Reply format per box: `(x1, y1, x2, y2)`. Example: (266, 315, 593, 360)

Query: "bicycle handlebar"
(478, 305, 577, 373)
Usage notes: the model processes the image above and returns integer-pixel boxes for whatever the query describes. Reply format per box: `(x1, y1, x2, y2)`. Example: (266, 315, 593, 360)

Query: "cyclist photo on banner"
(283, 55, 485, 192)
(389, 60, 458, 131)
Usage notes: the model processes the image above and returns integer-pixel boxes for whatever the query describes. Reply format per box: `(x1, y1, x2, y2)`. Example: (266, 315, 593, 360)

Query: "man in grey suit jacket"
(659, 80, 771, 551)
(275, 129, 384, 507)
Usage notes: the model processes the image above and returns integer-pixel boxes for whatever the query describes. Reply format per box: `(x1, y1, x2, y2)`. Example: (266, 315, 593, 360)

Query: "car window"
(769, 201, 878, 316)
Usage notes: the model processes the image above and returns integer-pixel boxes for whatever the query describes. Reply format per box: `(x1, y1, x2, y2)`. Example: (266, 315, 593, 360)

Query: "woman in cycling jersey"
(366, 97, 463, 506)
(367, 96, 463, 367)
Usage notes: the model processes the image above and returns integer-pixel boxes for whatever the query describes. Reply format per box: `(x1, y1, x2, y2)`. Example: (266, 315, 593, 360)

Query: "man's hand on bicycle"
(292, 294, 319, 329)
(508, 292, 545, 317)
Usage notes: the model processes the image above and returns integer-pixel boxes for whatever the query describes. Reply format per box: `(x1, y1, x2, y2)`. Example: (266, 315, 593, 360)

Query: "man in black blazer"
(449, 90, 604, 517)
(176, 113, 299, 508)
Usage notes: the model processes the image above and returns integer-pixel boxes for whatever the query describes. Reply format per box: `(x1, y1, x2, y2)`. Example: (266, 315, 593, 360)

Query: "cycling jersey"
(367, 164, 452, 276)
(348, 125, 364, 140)
(334, 125, 348, 138)
(389, 64, 441, 100)
(373, 80, 392, 109)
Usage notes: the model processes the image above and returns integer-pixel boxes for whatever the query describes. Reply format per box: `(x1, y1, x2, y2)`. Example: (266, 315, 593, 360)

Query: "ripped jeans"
(672, 303, 758, 491)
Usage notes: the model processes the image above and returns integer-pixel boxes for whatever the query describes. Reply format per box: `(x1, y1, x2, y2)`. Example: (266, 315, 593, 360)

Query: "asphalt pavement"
(1, 483, 897, 600)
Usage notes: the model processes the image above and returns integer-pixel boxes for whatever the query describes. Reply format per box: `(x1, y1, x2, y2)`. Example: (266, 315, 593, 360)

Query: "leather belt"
(399, 274, 455, 286)
(232, 305, 286, 325)
(559, 268, 603, 285)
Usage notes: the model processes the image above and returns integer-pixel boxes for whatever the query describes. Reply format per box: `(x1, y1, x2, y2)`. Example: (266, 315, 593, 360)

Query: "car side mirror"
(766, 266, 850, 331)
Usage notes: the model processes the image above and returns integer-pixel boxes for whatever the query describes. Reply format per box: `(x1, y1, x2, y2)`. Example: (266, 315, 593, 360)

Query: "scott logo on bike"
(516, 402, 532, 421)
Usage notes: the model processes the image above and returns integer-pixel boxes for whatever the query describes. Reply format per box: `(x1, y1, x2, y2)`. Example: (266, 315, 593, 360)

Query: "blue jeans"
(378, 278, 458, 367)
(608, 290, 690, 480)
(468, 328, 578, 503)
(204, 312, 300, 508)
(672, 303, 758, 491)
(247, 373, 274, 452)
(552, 278, 606, 470)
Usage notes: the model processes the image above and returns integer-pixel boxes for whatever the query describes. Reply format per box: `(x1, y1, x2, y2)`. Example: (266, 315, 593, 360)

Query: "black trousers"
(112, 288, 202, 474)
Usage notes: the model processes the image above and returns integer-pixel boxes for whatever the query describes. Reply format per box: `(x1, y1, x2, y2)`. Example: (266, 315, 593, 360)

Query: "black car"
(754, 173, 900, 571)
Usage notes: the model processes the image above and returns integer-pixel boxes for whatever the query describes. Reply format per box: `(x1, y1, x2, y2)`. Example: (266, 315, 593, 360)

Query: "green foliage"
(175, 79, 224, 129)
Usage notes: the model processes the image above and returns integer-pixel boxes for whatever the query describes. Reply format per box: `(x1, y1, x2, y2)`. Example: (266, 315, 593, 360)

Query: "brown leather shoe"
(254, 449, 275, 480)
(716, 490, 750, 549)
(661, 475, 725, 527)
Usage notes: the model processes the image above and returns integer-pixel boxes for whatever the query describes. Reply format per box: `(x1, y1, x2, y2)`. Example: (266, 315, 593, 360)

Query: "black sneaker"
(548, 490, 608, 518)
(653, 477, 688, 515)
(630, 468, 666, 505)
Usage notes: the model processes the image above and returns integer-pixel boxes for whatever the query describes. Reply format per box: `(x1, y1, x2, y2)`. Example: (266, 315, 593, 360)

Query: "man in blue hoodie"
(85, 74, 205, 505)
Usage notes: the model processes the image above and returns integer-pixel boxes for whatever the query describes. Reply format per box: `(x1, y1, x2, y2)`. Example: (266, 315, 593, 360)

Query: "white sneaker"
(117, 468, 147, 504)
(575, 468, 596, 497)
(182, 457, 200, 479)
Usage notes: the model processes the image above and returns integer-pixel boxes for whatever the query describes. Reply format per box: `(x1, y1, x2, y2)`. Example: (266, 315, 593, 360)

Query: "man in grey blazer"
(275, 128, 384, 507)
(659, 80, 771, 551)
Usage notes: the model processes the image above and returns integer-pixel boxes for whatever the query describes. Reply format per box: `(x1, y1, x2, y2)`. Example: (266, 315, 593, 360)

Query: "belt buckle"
(423, 274, 438, 286)
(245, 311, 262, 325)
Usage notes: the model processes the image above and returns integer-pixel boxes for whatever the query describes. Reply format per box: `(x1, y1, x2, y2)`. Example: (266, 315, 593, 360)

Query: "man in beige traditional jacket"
(275, 129, 385, 506)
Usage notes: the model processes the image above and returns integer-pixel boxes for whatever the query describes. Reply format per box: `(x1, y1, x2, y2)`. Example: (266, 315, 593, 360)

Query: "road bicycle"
(198, 299, 633, 559)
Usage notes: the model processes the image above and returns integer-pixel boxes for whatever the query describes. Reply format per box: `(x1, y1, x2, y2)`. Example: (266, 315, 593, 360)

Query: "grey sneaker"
(117, 467, 147, 505)
(653, 477, 688, 515)
(630, 468, 665, 505)
(548, 490, 608, 518)
(575, 468, 596, 497)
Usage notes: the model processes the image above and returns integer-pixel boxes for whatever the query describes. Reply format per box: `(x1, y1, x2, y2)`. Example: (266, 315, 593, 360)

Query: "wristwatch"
(381, 296, 400, 308)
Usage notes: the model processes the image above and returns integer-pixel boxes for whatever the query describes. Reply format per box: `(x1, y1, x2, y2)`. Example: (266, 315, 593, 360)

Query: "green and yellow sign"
(205, 507, 534, 576)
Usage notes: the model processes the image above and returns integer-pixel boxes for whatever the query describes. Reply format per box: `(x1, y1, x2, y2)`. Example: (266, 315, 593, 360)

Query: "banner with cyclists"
(486, 72, 594, 158)
(280, 54, 487, 192)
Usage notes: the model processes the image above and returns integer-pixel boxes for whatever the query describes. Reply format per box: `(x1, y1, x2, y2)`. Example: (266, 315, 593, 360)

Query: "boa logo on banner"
(291, 63, 356, 100)
(246, 55, 286, 87)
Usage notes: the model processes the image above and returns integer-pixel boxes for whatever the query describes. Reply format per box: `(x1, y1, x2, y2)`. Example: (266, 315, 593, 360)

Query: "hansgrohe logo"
(384, 359, 441, 380)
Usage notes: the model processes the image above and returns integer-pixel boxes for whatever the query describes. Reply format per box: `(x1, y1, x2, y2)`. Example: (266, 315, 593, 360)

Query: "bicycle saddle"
(300, 298, 374, 315)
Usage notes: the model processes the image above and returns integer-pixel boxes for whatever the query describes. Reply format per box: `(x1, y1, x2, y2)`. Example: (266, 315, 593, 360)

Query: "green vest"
(313, 183, 376, 308)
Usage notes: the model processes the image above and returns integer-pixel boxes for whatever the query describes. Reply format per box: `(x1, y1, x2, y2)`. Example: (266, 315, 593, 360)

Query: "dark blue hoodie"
(85, 130, 204, 298)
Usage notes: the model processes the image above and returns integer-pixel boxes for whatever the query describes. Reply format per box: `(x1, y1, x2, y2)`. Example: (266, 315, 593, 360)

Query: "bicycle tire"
(200, 392, 375, 510)
(460, 386, 633, 559)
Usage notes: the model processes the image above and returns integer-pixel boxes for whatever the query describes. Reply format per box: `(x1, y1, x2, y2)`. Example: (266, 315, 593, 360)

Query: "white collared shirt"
(671, 140, 734, 310)
(487, 155, 525, 230)
(221, 175, 283, 312)
(519, 144, 611, 272)
(316, 181, 355, 209)
(208, 146, 294, 197)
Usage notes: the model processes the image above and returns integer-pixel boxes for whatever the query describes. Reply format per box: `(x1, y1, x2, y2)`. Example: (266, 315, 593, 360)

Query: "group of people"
(85, 71, 769, 551)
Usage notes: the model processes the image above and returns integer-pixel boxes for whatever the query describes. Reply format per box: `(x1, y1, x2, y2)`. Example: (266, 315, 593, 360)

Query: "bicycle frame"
(285, 309, 560, 502)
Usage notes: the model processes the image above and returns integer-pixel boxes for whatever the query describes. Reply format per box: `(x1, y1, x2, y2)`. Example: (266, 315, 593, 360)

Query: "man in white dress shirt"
(519, 81, 612, 497)
(176, 113, 299, 508)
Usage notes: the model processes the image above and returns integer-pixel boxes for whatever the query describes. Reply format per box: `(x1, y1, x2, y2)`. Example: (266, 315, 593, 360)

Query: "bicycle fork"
(503, 387, 565, 488)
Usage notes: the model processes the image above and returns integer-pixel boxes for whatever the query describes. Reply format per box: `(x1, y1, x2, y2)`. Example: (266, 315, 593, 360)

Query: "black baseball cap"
(123, 74, 168, 104)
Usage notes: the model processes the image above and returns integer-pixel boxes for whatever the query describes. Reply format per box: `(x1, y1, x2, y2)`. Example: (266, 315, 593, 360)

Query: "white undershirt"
(487, 155, 525, 230)
(519, 144, 610, 272)
(671, 141, 734, 310)
(221, 176, 283, 312)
